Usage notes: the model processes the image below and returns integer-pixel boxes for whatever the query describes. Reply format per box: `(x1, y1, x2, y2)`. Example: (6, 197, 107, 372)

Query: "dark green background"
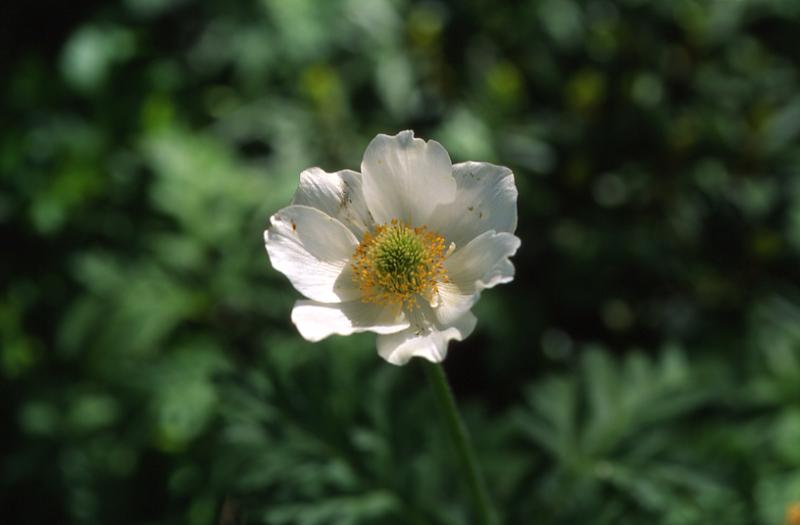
(3, 0, 800, 523)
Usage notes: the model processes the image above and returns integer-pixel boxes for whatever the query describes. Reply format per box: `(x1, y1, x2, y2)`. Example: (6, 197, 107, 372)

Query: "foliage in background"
(2, 0, 800, 523)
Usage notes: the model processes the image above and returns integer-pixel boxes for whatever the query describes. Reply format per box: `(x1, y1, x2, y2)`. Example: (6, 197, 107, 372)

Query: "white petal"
(264, 205, 360, 303)
(433, 229, 519, 326)
(291, 300, 409, 342)
(361, 130, 457, 225)
(291, 167, 374, 238)
(434, 282, 481, 326)
(376, 310, 477, 365)
(429, 161, 518, 249)
(444, 229, 521, 296)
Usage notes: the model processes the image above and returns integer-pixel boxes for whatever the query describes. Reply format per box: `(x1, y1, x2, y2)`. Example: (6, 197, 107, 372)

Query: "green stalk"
(423, 361, 498, 525)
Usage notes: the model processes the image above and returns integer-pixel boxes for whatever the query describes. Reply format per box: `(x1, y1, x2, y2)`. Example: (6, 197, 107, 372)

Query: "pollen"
(352, 219, 449, 309)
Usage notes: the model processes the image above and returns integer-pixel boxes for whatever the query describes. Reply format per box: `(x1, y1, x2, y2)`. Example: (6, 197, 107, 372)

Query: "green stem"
(423, 361, 497, 525)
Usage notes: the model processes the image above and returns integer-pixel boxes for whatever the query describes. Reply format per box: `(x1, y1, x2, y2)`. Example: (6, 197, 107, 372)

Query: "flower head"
(264, 131, 520, 365)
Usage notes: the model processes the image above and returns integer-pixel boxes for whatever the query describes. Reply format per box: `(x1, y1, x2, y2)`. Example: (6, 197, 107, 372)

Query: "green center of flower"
(352, 220, 449, 308)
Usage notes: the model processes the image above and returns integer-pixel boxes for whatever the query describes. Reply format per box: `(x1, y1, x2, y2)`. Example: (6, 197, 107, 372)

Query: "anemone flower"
(264, 130, 520, 365)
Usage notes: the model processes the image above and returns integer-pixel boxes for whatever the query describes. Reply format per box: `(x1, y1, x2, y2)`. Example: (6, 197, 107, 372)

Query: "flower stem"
(423, 361, 497, 525)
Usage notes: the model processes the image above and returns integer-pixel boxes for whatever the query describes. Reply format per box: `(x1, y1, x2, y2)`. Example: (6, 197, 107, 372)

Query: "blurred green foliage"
(2, 0, 800, 523)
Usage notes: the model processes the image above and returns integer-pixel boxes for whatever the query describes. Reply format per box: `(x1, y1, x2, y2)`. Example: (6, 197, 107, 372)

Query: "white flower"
(264, 130, 520, 365)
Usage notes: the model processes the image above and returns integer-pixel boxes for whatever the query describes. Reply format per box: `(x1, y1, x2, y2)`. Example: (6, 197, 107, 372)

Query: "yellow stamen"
(787, 502, 800, 525)
(351, 219, 449, 309)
